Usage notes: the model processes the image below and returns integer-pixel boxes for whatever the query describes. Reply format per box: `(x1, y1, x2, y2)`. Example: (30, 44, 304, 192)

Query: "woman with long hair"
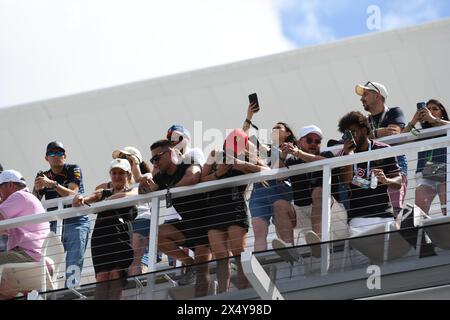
(403, 99, 450, 215)
(243, 103, 296, 251)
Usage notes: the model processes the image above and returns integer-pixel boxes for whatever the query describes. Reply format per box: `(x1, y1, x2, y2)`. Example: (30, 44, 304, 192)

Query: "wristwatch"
(53, 181, 59, 189)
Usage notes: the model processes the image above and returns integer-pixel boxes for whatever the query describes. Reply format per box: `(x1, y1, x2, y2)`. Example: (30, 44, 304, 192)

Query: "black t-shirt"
(369, 107, 406, 131)
(153, 163, 205, 219)
(97, 188, 137, 222)
(285, 151, 336, 207)
(347, 140, 401, 221)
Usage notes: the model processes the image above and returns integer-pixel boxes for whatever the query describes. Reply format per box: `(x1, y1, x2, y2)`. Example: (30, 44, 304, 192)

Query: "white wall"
(1, 19, 449, 193)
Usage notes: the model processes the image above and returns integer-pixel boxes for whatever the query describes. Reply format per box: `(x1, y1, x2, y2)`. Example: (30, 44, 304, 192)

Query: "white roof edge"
(2, 17, 450, 112)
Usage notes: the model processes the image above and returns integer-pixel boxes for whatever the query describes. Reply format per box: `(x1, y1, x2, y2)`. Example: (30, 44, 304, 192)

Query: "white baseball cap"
(299, 125, 323, 139)
(110, 159, 131, 173)
(355, 81, 388, 99)
(112, 146, 142, 163)
(0, 169, 27, 186)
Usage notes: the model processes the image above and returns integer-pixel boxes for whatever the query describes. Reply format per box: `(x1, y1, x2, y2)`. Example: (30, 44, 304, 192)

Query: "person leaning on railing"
(338, 111, 402, 264)
(242, 102, 296, 252)
(200, 129, 269, 294)
(138, 139, 212, 297)
(72, 159, 138, 300)
(108, 146, 155, 276)
(0, 170, 50, 299)
(355, 81, 408, 217)
(402, 99, 450, 216)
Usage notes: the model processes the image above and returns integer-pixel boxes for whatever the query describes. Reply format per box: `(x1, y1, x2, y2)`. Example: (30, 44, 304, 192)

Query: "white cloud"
(275, 0, 336, 45)
(382, 0, 442, 30)
(0, 0, 294, 108)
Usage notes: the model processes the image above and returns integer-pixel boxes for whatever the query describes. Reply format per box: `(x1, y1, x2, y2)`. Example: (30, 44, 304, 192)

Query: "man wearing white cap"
(273, 125, 338, 260)
(0, 170, 50, 298)
(356, 81, 408, 217)
(355, 81, 406, 138)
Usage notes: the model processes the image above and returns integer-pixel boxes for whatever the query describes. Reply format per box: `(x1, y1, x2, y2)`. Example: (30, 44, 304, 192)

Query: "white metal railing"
(1, 125, 450, 296)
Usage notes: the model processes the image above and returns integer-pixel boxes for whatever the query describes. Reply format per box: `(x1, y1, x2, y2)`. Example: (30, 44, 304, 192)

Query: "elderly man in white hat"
(272, 125, 340, 261)
(0, 170, 50, 298)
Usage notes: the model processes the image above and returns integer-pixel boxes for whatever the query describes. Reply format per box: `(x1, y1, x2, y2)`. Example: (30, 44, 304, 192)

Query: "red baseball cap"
(223, 129, 248, 156)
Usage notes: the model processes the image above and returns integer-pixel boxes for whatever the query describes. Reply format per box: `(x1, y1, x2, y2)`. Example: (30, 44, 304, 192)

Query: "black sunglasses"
(46, 151, 65, 157)
(364, 81, 381, 94)
(306, 138, 322, 145)
(150, 150, 169, 164)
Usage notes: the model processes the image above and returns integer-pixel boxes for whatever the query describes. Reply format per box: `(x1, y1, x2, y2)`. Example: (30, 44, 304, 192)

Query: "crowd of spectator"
(0, 80, 449, 299)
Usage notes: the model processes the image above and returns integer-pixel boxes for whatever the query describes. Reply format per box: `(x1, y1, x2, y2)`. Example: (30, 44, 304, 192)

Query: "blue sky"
(1, 0, 449, 108)
(279, 0, 450, 47)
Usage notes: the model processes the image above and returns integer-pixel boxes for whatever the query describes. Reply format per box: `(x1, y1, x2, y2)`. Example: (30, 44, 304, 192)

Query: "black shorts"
(204, 202, 249, 233)
(167, 218, 210, 250)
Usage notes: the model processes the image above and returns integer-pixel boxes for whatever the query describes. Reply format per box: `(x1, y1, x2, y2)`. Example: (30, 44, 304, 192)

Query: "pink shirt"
(0, 189, 50, 261)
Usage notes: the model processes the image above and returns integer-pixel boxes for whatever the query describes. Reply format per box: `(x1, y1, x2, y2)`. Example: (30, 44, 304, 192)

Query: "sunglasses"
(306, 138, 322, 145)
(364, 81, 381, 94)
(47, 151, 65, 157)
(150, 150, 169, 165)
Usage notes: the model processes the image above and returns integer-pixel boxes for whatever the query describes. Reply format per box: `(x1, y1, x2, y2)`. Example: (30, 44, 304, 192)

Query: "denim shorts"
(249, 180, 293, 223)
(132, 218, 150, 237)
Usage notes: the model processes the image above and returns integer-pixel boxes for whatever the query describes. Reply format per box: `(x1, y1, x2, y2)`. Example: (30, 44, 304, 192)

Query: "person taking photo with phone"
(242, 95, 296, 253)
(338, 111, 402, 265)
(403, 99, 450, 216)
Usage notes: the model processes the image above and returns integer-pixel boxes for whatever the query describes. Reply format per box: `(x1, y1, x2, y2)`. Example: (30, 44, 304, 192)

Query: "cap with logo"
(167, 125, 191, 142)
(110, 159, 131, 173)
(46, 141, 65, 153)
(112, 146, 143, 164)
(355, 81, 388, 100)
(0, 169, 27, 186)
(299, 125, 323, 139)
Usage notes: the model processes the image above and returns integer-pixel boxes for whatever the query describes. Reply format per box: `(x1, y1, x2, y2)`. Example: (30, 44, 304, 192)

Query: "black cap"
(46, 141, 65, 152)
(327, 139, 344, 147)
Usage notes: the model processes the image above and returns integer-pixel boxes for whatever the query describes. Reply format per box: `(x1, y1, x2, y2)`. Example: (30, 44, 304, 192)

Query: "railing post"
(56, 199, 64, 239)
(145, 196, 160, 299)
(321, 165, 332, 275)
(447, 128, 450, 216)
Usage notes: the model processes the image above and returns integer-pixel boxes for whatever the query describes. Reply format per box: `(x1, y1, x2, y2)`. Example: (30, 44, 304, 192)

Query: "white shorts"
(416, 172, 442, 192)
(293, 198, 349, 240)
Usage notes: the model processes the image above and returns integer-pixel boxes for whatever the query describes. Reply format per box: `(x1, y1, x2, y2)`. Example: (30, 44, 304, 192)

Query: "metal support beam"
(321, 165, 332, 275)
(145, 197, 160, 300)
(241, 249, 284, 300)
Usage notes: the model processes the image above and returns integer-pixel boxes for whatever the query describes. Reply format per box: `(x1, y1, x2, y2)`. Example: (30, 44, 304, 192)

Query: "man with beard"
(356, 81, 408, 218)
(272, 125, 338, 259)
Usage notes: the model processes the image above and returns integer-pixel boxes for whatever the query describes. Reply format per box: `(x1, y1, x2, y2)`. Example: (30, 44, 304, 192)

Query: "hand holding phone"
(342, 130, 356, 147)
(417, 102, 427, 111)
(248, 93, 260, 112)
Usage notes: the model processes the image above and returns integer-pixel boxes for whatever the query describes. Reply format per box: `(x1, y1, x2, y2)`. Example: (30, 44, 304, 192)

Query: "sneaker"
(177, 266, 195, 286)
(272, 239, 300, 263)
(305, 231, 321, 258)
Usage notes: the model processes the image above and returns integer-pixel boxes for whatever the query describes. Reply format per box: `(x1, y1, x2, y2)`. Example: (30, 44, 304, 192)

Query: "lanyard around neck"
(354, 141, 372, 179)
(370, 106, 388, 130)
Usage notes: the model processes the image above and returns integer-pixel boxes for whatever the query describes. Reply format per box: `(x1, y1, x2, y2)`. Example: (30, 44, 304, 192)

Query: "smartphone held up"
(248, 93, 260, 112)
(417, 102, 427, 111)
(342, 130, 357, 148)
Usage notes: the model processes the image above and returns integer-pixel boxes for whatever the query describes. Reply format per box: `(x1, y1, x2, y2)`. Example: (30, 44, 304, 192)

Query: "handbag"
(422, 162, 446, 182)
